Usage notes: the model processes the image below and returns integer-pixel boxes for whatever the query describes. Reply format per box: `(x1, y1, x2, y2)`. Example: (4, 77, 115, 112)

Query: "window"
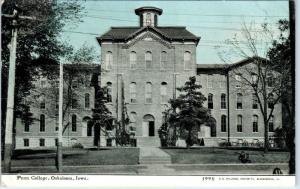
(268, 93, 274, 109)
(145, 51, 152, 69)
(207, 75, 212, 88)
(130, 51, 137, 69)
(145, 82, 152, 103)
(146, 13, 151, 26)
(160, 51, 167, 70)
(221, 93, 226, 109)
(107, 82, 112, 103)
(39, 138, 45, 147)
(267, 73, 274, 87)
(24, 139, 29, 147)
(251, 73, 258, 84)
(24, 122, 30, 132)
(221, 115, 227, 132)
(55, 138, 58, 146)
(85, 75, 90, 87)
(252, 94, 258, 109)
(40, 114, 45, 132)
(129, 82, 137, 103)
(184, 51, 192, 70)
(55, 93, 59, 109)
(253, 115, 258, 132)
(208, 93, 213, 109)
(40, 94, 45, 109)
(71, 96, 78, 109)
(72, 115, 77, 132)
(236, 93, 243, 109)
(55, 80, 59, 88)
(235, 74, 241, 88)
(269, 115, 274, 132)
(237, 115, 243, 132)
(105, 51, 113, 70)
(161, 82, 167, 103)
(85, 93, 90, 109)
(72, 80, 78, 89)
(40, 80, 46, 88)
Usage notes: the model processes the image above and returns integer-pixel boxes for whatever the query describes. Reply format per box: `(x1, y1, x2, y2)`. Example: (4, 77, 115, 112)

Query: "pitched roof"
(97, 26, 200, 45)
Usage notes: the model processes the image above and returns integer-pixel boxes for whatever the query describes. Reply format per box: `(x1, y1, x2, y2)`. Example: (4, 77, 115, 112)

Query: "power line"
(85, 8, 287, 18)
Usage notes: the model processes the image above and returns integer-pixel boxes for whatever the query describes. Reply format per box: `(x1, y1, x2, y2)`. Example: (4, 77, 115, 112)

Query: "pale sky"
(61, 0, 289, 64)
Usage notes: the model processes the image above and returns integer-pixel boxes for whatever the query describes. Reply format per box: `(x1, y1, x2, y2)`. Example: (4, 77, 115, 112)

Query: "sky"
(61, 0, 289, 64)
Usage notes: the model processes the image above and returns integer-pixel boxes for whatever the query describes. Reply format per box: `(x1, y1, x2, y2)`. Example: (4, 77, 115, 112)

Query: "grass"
(163, 148, 290, 164)
(11, 148, 139, 167)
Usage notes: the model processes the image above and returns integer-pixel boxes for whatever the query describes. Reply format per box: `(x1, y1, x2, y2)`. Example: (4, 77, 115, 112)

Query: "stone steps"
(139, 147, 172, 164)
(137, 137, 160, 147)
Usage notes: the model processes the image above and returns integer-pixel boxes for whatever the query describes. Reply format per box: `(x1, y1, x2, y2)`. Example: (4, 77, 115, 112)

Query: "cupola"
(135, 6, 163, 27)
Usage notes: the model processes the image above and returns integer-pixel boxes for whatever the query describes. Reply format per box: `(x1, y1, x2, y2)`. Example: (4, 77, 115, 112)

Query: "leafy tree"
(1, 0, 83, 156)
(90, 73, 113, 147)
(161, 76, 214, 148)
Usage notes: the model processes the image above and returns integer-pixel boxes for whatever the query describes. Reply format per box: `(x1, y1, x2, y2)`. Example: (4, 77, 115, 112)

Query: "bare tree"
(218, 21, 291, 153)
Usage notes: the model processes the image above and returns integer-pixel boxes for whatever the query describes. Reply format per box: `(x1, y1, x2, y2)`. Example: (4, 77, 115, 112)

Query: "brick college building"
(15, 7, 282, 148)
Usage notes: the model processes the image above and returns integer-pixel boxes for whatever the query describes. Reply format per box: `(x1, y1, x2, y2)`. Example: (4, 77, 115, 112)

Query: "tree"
(28, 45, 100, 139)
(218, 21, 291, 153)
(1, 0, 83, 157)
(162, 76, 214, 148)
(267, 19, 294, 174)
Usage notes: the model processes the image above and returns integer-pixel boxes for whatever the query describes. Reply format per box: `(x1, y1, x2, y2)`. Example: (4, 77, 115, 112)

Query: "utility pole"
(57, 62, 64, 172)
(2, 4, 36, 173)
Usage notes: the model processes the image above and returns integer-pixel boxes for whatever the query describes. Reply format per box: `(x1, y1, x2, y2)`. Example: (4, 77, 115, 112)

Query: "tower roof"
(135, 6, 163, 15)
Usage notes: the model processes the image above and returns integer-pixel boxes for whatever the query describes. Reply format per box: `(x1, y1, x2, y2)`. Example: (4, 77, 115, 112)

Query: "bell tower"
(135, 6, 163, 27)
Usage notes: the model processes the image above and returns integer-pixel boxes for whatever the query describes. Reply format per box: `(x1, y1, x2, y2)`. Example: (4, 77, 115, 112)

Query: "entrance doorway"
(142, 114, 155, 137)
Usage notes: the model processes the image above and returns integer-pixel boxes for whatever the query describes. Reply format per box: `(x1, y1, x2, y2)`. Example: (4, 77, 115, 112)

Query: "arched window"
(160, 51, 167, 70)
(130, 82, 137, 103)
(267, 73, 274, 87)
(85, 93, 90, 109)
(221, 93, 226, 109)
(130, 51, 137, 69)
(252, 93, 258, 109)
(237, 115, 243, 132)
(145, 82, 152, 103)
(107, 82, 112, 103)
(269, 115, 274, 132)
(208, 93, 213, 109)
(221, 115, 227, 132)
(40, 114, 45, 132)
(253, 115, 258, 132)
(161, 82, 167, 103)
(145, 51, 152, 69)
(184, 51, 191, 70)
(237, 93, 243, 109)
(40, 94, 45, 109)
(268, 93, 274, 109)
(72, 115, 77, 132)
(105, 51, 113, 70)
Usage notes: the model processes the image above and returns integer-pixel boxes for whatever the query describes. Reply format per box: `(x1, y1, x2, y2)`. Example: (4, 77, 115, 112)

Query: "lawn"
(11, 148, 139, 167)
(163, 148, 290, 164)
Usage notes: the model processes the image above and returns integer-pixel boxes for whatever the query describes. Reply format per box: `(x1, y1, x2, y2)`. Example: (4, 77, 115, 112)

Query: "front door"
(149, 121, 155, 136)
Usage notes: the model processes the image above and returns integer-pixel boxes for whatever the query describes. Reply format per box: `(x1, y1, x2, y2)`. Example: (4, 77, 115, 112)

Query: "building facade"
(15, 7, 282, 149)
